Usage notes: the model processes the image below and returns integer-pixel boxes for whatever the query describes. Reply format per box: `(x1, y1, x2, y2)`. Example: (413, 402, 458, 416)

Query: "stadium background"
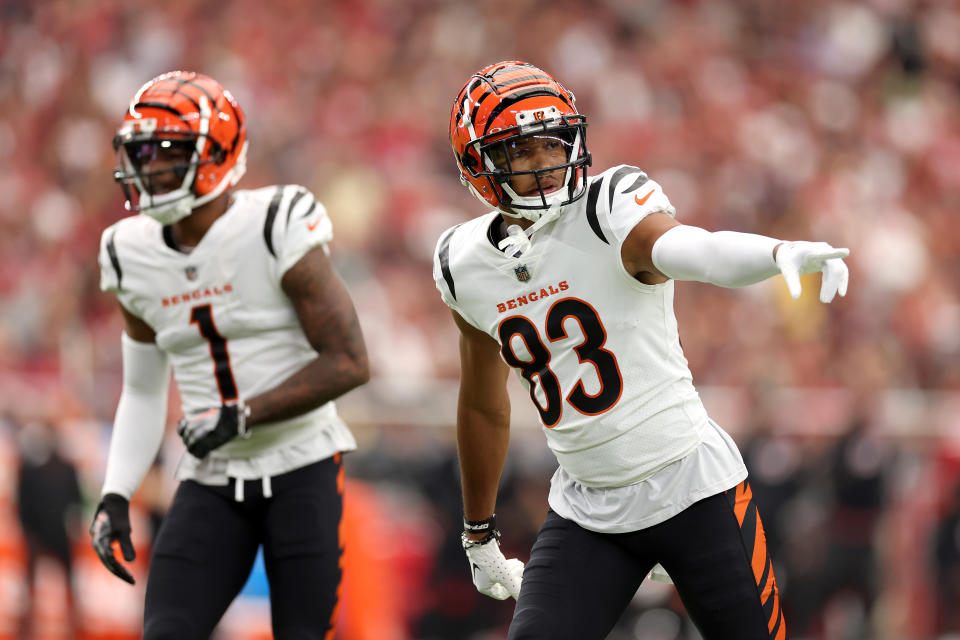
(1, 0, 959, 638)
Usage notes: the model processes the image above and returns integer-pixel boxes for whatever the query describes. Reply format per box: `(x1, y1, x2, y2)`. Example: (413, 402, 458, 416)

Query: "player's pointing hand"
(774, 241, 850, 303)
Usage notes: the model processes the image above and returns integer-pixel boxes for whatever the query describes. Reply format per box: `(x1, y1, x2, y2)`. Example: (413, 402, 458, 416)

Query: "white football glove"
(775, 241, 850, 303)
(463, 535, 524, 600)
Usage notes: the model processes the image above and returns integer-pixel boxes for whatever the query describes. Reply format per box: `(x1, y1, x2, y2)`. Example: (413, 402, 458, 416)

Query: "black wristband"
(101, 493, 130, 510)
(463, 514, 496, 534)
(461, 529, 501, 548)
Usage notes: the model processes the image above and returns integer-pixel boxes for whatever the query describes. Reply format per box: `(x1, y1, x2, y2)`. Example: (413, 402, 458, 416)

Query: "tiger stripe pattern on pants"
(726, 480, 786, 640)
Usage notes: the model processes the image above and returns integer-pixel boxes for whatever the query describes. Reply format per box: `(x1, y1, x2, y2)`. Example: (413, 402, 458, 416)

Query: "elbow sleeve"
(651, 225, 781, 288)
(101, 333, 170, 499)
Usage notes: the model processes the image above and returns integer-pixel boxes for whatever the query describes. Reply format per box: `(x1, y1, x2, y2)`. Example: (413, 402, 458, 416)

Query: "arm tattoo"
(246, 247, 370, 425)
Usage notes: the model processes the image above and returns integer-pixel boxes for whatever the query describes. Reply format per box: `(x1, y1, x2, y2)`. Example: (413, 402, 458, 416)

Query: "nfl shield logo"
(185, 266, 198, 281)
(514, 264, 531, 282)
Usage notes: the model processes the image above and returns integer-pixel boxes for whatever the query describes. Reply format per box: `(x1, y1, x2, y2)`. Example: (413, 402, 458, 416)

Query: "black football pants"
(509, 481, 786, 640)
(143, 456, 344, 640)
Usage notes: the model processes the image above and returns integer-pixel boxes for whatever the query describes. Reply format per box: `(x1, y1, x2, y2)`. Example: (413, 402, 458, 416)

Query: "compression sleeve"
(100, 332, 170, 499)
(651, 225, 782, 288)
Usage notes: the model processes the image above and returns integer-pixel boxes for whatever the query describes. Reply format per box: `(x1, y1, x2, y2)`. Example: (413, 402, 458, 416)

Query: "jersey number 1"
(498, 297, 623, 427)
(190, 305, 238, 402)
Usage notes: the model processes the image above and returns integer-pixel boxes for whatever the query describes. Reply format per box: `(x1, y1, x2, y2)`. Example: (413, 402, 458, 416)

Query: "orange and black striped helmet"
(112, 71, 248, 224)
(450, 61, 590, 220)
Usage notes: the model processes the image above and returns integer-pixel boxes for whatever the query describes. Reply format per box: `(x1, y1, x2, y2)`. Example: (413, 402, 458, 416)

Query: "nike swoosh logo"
(635, 189, 655, 206)
(307, 218, 321, 231)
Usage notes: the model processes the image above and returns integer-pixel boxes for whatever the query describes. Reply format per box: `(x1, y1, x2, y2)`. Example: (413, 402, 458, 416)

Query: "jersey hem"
(553, 466, 748, 534)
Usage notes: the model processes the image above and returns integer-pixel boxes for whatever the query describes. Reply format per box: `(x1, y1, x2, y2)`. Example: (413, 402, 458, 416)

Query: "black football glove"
(90, 493, 136, 585)
(177, 400, 249, 459)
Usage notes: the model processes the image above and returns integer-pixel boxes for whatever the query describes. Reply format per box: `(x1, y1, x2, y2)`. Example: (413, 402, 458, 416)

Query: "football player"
(434, 61, 850, 639)
(90, 71, 369, 639)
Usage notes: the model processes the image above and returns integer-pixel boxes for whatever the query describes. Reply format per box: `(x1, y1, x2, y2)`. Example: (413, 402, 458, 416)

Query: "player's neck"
(170, 193, 232, 250)
(501, 213, 534, 232)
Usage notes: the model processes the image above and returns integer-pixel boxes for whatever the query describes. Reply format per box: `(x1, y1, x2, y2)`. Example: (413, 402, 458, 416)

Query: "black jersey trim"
(263, 185, 285, 257)
(621, 172, 649, 194)
(585, 179, 608, 244)
(106, 229, 123, 289)
(438, 225, 460, 301)
(299, 201, 317, 219)
(607, 166, 645, 212)
(285, 187, 309, 228)
(161, 225, 180, 252)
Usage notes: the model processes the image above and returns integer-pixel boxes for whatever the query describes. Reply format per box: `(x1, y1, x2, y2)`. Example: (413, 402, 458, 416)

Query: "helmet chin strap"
(497, 204, 564, 258)
(137, 190, 195, 225)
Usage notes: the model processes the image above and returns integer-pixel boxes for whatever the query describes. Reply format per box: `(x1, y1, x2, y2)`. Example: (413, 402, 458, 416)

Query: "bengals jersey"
(434, 166, 711, 488)
(99, 185, 356, 480)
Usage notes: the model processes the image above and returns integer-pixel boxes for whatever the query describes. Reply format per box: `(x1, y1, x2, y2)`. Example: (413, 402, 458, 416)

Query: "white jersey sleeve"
(99, 225, 122, 294)
(433, 225, 459, 308)
(432, 219, 488, 331)
(264, 185, 334, 277)
(98, 219, 155, 322)
(593, 165, 676, 244)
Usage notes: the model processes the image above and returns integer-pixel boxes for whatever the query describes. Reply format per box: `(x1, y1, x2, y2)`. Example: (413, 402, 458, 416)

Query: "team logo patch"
(185, 266, 198, 281)
(514, 264, 531, 282)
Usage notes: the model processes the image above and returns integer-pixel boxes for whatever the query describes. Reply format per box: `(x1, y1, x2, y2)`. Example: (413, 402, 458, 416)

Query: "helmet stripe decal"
(483, 90, 562, 133)
(133, 101, 192, 125)
(224, 94, 243, 150)
(468, 89, 494, 132)
(484, 73, 545, 92)
(176, 79, 218, 108)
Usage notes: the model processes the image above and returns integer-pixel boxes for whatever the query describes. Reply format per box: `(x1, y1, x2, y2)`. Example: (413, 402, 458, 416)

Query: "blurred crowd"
(0, 0, 959, 638)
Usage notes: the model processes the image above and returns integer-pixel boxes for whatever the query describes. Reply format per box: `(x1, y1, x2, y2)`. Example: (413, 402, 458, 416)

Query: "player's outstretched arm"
(453, 311, 524, 600)
(623, 213, 850, 302)
(244, 245, 370, 426)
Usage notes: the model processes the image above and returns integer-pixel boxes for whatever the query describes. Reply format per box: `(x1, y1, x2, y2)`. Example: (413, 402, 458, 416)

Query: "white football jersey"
(433, 165, 711, 488)
(99, 184, 356, 480)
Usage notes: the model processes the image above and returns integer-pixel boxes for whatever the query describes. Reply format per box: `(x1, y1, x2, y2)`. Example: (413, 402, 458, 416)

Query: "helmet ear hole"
(209, 142, 226, 164)
(460, 152, 478, 172)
